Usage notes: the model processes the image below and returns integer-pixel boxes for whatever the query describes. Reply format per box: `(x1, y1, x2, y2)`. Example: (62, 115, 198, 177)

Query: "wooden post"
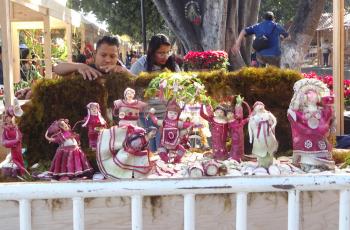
(317, 31, 321, 66)
(80, 23, 86, 54)
(66, 23, 72, 62)
(0, 0, 15, 106)
(11, 23, 20, 83)
(333, 0, 345, 135)
(43, 14, 52, 78)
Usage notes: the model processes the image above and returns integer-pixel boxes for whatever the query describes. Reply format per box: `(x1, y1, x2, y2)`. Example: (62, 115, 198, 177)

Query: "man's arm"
(53, 62, 102, 80)
(231, 29, 247, 54)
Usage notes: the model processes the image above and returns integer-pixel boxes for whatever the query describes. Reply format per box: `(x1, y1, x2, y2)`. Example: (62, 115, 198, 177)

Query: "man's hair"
(96, 36, 120, 50)
(264, 11, 275, 21)
(0, 46, 2, 54)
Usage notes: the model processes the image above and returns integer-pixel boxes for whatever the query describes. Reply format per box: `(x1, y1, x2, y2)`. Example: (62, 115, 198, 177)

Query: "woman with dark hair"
(130, 34, 180, 75)
(20, 48, 42, 82)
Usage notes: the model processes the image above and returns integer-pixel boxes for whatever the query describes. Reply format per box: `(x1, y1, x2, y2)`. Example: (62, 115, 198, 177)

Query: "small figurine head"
(58, 119, 71, 131)
(252, 101, 265, 113)
(226, 110, 234, 120)
(213, 105, 227, 118)
(166, 99, 181, 120)
(47, 119, 70, 136)
(124, 88, 135, 101)
(87, 102, 100, 115)
(2, 114, 14, 126)
(304, 89, 320, 105)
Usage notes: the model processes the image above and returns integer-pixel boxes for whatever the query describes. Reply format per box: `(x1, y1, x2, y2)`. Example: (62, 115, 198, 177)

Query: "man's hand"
(99, 64, 128, 74)
(77, 63, 102, 80)
(231, 43, 240, 54)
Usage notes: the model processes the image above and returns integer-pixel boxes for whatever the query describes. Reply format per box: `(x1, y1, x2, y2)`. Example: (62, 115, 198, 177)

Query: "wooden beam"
(317, 31, 321, 66)
(11, 22, 20, 83)
(333, 0, 345, 135)
(43, 14, 52, 78)
(65, 23, 72, 62)
(0, 0, 15, 106)
(11, 0, 48, 16)
(80, 23, 86, 54)
(11, 20, 68, 30)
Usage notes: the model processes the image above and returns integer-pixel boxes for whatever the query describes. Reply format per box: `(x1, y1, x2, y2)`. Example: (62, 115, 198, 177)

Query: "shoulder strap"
(267, 24, 277, 38)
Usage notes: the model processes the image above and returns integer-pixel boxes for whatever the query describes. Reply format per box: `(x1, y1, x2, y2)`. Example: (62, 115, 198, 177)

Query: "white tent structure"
(0, 0, 108, 107)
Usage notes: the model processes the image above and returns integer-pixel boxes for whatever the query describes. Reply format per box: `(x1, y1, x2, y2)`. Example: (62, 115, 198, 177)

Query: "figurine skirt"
(49, 146, 93, 178)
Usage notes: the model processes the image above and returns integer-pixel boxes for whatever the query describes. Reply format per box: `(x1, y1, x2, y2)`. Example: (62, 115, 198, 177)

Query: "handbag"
(252, 24, 276, 51)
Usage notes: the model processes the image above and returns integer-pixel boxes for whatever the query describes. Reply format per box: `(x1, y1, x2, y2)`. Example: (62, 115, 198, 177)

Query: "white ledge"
(0, 174, 350, 200)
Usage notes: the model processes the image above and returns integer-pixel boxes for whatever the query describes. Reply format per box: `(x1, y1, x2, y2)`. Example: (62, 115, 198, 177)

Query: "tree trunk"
(152, 0, 260, 70)
(281, 0, 326, 70)
(238, 1, 261, 65)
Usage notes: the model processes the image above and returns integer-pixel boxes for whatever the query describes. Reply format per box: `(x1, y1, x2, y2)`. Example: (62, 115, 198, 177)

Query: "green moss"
(19, 68, 301, 165)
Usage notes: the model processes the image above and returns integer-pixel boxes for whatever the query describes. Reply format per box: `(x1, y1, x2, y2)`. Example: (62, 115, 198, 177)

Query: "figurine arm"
(287, 108, 297, 122)
(148, 110, 163, 126)
(269, 112, 277, 132)
(113, 100, 121, 117)
(179, 121, 194, 129)
(45, 131, 61, 144)
(2, 129, 20, 148)
(200, 104, 211, 121)
(248, 119, 254, 144)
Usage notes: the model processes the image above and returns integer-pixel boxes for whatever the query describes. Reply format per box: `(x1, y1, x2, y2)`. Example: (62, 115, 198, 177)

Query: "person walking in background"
(231, 11, 288, 68)
(130, 34, 180, 75)
(321, 39, 331, 67)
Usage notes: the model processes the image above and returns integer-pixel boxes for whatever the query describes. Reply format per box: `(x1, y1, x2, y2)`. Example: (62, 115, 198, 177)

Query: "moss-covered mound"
(19, 67, 302, 166)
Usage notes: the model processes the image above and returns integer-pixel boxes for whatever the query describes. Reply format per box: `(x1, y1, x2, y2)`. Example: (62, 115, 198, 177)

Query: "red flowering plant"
(184, 50, 229, 70)
(302, 72, 350, 106)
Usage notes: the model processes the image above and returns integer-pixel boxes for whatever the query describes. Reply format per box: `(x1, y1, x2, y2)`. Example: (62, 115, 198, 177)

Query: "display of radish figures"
(97, 124, 157, 179)
(113, 88, 147, 127)
(287, 78, 335, 172)
(1, 100, 26, 177)
(82, 102, 107, 150)
(148, 99, 193, 163)
(227, 95, 251, 162)
(45, 119, 94, 180)
(200, 103, 228, 160)
(248, 101, 278, 168)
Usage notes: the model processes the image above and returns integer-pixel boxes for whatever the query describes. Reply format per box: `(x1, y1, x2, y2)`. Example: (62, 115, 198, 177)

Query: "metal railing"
(0, 175, 349, 230)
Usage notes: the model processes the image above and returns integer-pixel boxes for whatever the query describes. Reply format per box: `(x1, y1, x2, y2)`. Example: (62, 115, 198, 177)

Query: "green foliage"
(19, 67, 302, 165)
(259, 0, 299, 24)
(259, 0, 350, 25)
(144, 72, 211, 104)
(68, 0, 167, 43)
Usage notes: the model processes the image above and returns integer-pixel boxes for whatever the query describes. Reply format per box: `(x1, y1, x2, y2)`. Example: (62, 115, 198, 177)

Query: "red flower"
(184, 50, 229, 70)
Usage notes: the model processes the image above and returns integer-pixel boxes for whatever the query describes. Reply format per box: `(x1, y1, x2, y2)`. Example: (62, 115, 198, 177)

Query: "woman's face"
(59, 121, 70, 131)
(154, 44, 171, 65)
(306, 90, 318, 104)
(167, 110, 178, 120)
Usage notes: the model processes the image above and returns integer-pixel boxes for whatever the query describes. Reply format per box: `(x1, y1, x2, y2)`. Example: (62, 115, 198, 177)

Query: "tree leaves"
(68, 0, 167, 43)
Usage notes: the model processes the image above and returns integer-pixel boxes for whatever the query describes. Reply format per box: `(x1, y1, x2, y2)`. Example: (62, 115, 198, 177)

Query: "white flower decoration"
(304, 140, 313, 149)
(318, 141, 327, 150)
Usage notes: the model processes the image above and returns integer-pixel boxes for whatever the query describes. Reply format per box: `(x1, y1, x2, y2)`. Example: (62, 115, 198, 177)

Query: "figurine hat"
(166, 98, 181, 113)
(252, 101, 264, 110)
